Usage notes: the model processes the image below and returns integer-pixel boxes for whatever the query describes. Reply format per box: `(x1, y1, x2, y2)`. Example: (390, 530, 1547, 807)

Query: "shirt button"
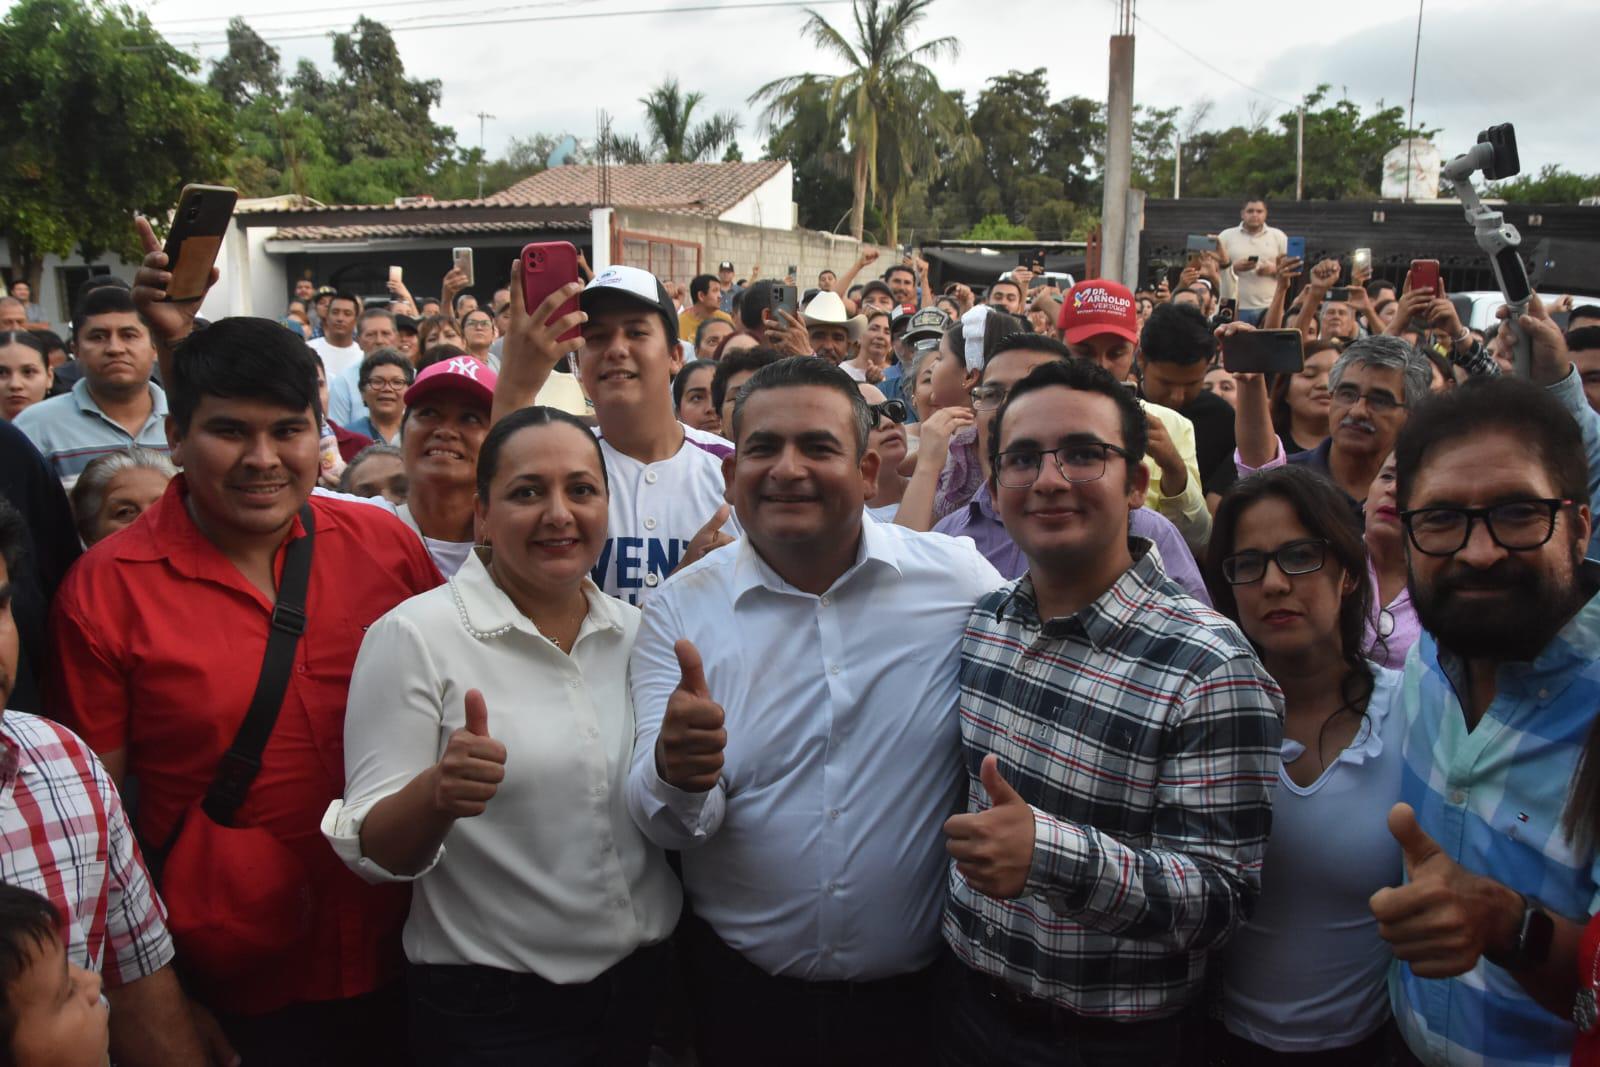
(829, 809, 840, 820)
(828, 882, 840, 894)
(593, 784, 607, 797)
(1538, 688, 1549, 701)
(985, 924, 997, 939)
(645, 471, 658, 484)
(613, 897, 628, 909)
(644, 573, 659, 587)
(644, 517, 657, 530)
(568, 678, 581, 689)
(589, 726, 601, 739)
(819, 594, 831, 607)
(1449, 789, 1467, 805)
(829, 665, 840, 675)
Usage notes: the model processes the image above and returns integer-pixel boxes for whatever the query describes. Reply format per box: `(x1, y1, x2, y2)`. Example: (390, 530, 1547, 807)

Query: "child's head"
(0, 883, 108, 1067)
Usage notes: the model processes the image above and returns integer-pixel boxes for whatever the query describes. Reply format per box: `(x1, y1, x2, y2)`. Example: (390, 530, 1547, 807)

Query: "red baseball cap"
(403, 355, 497, 410)
(1057, 280, 1140, 346)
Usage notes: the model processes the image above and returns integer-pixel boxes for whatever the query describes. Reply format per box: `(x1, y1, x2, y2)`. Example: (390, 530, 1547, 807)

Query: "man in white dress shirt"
(626, 356, 1004, 1066)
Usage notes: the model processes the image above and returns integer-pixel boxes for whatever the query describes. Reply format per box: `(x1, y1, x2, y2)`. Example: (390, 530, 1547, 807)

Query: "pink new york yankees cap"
(403, 354, 498, 410)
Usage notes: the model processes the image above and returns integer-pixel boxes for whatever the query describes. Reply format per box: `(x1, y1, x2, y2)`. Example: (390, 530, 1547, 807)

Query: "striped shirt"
(944, 539, 1284, 1020)
(1390, 572, 1600, 1067)
(0, 710, 172, 986)
(11, 378, 170, 489)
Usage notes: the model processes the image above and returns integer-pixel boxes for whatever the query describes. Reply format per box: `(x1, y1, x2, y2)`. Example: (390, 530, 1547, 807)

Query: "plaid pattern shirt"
(943, 539, 1284, 1020)
(0, 711, 172, 987)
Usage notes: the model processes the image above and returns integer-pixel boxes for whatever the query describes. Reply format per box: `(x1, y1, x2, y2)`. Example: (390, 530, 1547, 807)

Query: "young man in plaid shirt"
(0, 498, 209, 1065)
(937, 359, 1284, 1065)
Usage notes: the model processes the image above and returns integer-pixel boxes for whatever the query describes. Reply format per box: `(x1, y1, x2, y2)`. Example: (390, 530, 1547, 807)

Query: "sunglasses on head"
(868, 399, 908, 425)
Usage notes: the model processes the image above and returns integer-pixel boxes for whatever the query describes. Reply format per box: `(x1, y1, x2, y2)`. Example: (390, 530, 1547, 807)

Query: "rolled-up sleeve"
(625, 590, 726, 849)
(1026, 654, 1284, 954)
(322, 613, 446, 884)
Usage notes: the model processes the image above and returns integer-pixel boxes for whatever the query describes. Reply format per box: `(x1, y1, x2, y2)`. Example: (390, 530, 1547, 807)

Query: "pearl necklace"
(451, 574, 587, 650)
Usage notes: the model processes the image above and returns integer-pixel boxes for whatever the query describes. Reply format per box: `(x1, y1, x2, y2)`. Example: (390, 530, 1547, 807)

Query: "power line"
(152, 0, 560, 29)
(1108, 0, 1299, 110)
(149, 0, 850, 49)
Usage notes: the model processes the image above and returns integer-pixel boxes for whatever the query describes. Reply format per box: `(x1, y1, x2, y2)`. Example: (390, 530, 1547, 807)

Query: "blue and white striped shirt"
(1391, 569, 1600, 1067)
(12, 378, 169, 488)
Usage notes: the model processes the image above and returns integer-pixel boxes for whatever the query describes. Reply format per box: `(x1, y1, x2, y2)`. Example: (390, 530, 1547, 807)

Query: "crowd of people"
(1, 193, 1599, 1067)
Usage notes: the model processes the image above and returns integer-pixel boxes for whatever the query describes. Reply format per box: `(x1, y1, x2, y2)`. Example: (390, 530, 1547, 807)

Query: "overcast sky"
(123, 0, 1599, 189)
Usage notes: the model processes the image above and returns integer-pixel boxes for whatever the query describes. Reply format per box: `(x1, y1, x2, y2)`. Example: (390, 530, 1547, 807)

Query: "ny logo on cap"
(445, 358, 482, 379)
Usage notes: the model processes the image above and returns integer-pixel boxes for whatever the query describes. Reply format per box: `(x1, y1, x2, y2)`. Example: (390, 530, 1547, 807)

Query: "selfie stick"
(1438, 124, 1533, 377)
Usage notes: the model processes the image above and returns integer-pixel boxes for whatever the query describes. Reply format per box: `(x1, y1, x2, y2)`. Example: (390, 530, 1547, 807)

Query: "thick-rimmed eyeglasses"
(1330, 384, 1405, 414)
(363, 377, 411, 393)
(1400, 498, 1573, 557)
(868, 399, 908, 425)
(1221, 538, 1329, 585)
(994, 442, 1130, 489)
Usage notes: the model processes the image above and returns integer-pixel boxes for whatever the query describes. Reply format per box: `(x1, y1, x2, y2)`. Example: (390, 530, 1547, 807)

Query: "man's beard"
(1411, 541, 1588, 661)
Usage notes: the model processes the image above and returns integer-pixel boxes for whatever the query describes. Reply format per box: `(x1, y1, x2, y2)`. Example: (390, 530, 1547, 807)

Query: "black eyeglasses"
(1220, 538, 1329, 585)
(868, 399, 908, 425)
(994, 441, 1130, 488)
(1330, 384, 1405, 413)
(1400, 498, 1573, 557)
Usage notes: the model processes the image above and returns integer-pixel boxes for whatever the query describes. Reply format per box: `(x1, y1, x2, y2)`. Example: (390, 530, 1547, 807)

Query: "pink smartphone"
(521, 242, 582, 342)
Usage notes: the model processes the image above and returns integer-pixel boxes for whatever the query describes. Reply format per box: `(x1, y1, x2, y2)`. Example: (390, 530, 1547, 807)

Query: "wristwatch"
(1484, 893, 1554, 972)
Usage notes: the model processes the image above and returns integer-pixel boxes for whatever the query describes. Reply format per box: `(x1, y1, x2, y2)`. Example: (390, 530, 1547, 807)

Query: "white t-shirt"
(309, 336, 364, 380)
(395, 503, 474, 578)
(593, 423, 736, 605)
(1216, 224, 1288, 310)
(840, 362, 869, 382)
(1221, 665, 1404, 1052)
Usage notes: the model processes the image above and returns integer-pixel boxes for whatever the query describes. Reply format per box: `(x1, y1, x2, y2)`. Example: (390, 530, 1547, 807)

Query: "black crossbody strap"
(201, 504, 316, 826)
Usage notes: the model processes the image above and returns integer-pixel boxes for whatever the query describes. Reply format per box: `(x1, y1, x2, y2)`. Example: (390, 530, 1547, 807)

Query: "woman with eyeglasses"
(1203, 465, 1403, 1066)
(460, 308, 497, 362)
(856, 382, 910, 522)
(347, 350, 415, 446)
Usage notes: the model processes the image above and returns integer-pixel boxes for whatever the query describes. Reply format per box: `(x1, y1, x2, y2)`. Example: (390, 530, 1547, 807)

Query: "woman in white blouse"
(324, 405, 682, 1066)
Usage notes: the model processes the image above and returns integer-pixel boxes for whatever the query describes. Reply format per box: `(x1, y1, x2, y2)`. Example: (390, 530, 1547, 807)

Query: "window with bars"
(616, 231, 700, 285)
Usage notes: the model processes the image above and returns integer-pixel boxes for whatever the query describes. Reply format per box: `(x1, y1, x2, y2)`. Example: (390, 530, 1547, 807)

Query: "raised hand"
(130, 214, 216, 348)
(1308, 258, 1342, 291)
(654, 640, 727, 793)
(943, 755, 1036, 899)
(432, 689, 506, 819)
(676, 504, 735, 574)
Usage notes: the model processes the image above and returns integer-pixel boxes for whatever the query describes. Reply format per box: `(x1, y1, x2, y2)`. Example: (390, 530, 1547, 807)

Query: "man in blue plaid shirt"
(936, 359, 1284, 1066)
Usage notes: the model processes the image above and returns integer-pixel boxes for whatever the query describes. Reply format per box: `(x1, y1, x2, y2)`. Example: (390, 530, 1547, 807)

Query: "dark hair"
(0, 881, 62, 1056)
(1422, 348, 1454, 391)
(338, 443, 403, 495)
(1568, 306, 1600, 331)
(988, 358, 1148, 481)
(452, 291, 476, 316)
(946, 309, 1029, 371)
(358, 349, 414, 388)
(461, 307, 494, 328)
(883, 264, 915, 284)
(71, 285, 142, 342)
(0, 497, 26, 579)
(846, 285, 863, 299)
(417, 314, 459, 352)
(1206, 465, 1376, 754)
(980, 332, 1071, 380)
(690, 274, 717, 303)
(0, 331, 48, 371)
(1270, 338, 1342, 439)
(989, 278, 1023, 300)
(1364, 278, 1395, 298)
(818, 269, 836, 281)
(859, 280, 892, 302)
(1568, 326, 1600, 352)
(168, 317, 320, 433)
(694, 317, 732, 349)
(1242, 196, 1266, 209)
(1139, 302, 1215, 366)
(730, 356, 872, 457)
(417, 344, 468, 371)
(738, 280, 775, 331)
(475, 405, 608, 499)
(1394, 376, 1588, 510)
(672, 359, 717, 412)
(27, 330, 64, 358)
(711, 346, 783, 413)
(329, 290, 362, 314)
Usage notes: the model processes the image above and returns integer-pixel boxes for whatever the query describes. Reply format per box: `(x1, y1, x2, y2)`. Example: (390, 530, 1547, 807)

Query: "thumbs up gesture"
(942, 755, 1037, 899)
(654, 640, 727, 793)
(432, 689, 507, 819)
(1368, 803, 1525, 978)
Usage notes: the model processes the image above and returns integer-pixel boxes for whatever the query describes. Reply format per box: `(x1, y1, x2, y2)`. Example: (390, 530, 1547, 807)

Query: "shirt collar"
(1432, 560, 1600, 688)
(451, 546, 626, 643)
(71, 377, 167, 419)
(996, 536, 1164, 652)
(110, 475, 311, 575)
(731, 516, 903, 605)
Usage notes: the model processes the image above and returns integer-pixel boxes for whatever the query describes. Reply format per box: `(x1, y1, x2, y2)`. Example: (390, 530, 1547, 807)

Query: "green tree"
(1489, 165, 1600, 204)
(0, 0, 232, 286)
(761, 78, 861, 233)
(208, 17, 281, 109)
(639, 78, 740, 163)
(961, 214, 1035, 241)
(752, 0, 961, 241)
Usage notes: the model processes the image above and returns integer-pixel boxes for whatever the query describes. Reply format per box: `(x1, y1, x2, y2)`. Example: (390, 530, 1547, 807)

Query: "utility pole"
(1295, 106, 1305, 200)
(1173, 132, 1182, 199)
(1101, 0, 1135, 282)
(475, 110, 496, 199)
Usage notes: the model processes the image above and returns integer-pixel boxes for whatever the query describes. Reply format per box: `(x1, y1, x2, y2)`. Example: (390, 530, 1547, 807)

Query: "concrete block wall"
(615, 208, 893, 293)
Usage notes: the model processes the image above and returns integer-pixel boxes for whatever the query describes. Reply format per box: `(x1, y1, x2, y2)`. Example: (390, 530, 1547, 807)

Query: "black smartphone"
(769, 283, 798, 320)
(1217, 298, 1238, 325)
(1328, 287, 1352, 303)
(1222, 329, 1305, 375)
(162, 184, 238, 302)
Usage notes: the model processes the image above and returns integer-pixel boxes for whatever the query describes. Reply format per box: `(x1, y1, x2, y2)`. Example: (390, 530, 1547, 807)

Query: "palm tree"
(751, 0, 962, 241)
(638, 78, 741, 163)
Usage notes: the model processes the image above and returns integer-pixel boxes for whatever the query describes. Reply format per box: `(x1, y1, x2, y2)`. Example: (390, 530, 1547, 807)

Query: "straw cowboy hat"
(801, 290, 868, 341)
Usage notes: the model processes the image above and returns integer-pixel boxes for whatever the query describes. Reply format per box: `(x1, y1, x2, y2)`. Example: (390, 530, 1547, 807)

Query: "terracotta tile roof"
(484, 161, 787, 217)
(270, 219, 580, 242)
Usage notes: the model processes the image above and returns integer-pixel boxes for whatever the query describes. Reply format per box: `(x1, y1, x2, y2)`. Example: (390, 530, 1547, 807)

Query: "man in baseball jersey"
(493, 261, 736, 604)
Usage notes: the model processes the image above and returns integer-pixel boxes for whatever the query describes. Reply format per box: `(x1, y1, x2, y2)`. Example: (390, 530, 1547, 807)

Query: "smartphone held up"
(520, 241, 582, 342)
(1221, 329, 1305, 376)
(162, 184, 238, 302)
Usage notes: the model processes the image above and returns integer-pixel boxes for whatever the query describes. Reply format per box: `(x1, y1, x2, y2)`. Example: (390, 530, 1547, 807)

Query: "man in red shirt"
(48, 299, 441, 1063)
